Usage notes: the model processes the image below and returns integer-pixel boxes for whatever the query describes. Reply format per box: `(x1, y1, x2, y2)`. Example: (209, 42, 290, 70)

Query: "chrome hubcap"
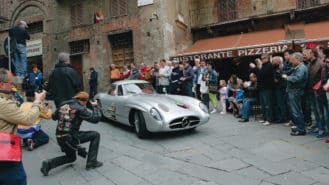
(134, 113, 140, 133)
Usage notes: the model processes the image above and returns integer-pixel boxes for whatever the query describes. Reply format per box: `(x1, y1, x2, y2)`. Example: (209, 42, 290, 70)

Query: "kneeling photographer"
(40, 92, 102, 176)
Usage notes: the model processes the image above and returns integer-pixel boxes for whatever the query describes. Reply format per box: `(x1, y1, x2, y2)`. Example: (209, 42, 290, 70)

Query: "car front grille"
(169, 116, 200, 129)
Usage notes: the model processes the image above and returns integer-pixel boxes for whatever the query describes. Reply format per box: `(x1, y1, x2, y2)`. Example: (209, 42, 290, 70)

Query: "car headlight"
(150, 108, 162, 121)
(199, 102, 209, 113)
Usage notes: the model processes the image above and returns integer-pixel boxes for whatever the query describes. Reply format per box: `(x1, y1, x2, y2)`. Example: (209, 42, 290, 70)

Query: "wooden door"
(112, 48, 134, 72)
(70, 55, 83, 88)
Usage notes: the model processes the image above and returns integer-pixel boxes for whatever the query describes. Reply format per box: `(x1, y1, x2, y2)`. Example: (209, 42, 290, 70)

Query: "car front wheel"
(134, 111, 149, 138)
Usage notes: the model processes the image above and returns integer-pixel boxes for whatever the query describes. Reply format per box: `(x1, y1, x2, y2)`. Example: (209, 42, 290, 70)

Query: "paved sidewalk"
(23, 113, 329, 185)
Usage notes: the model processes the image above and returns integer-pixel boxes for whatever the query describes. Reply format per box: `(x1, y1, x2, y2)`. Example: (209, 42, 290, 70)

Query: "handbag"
(208, 85, 218, 93)
(313, 80, 321, 92)
(0, 132, 21, 162)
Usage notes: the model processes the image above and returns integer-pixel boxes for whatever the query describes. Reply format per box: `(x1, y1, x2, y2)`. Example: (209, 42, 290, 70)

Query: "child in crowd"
(219, 80, 228, 114)
(17, 90, 52, 151)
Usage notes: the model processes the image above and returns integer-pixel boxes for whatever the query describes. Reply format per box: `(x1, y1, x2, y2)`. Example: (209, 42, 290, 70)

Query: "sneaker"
(258, 120, 265, 123)
(86, 161, 103, 170)
(27, 139, 34, 151)
(40, 160, 50, 176)
(307, 124, 317, 130)
(263, 121, 271, 126)
(309, 128, 319, 135)
(210, 109, 217, 114)
(220, 111, 226, 115)
(316, 131, 327, 138)
(291, 126, 297, 132)
(238, 119, 249, 122)
(291, 130, 306, 136)
(284, 122, 293, 127)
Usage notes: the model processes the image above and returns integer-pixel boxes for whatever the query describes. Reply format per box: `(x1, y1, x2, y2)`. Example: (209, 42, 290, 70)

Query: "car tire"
(133, 111, 149, 138)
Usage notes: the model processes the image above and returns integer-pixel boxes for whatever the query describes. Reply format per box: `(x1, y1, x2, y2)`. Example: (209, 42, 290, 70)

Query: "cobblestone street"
(24, 113, 329, 185)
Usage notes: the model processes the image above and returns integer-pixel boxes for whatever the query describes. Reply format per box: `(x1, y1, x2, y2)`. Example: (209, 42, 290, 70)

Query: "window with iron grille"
(71, 1, 83, 27)
(69, 39, 90, 55)
(108, 31, 133, 49)
(297, 0, 320, 9)
(218, 0, 237, 22)
(111, 0, 128, 17)
(27, 21, 43, 34)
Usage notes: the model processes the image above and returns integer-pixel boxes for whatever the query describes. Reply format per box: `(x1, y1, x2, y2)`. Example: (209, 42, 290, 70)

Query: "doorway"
(108, 31, 134, 71)
(27, 56, 43, 73)
(70, 55, 83, 88)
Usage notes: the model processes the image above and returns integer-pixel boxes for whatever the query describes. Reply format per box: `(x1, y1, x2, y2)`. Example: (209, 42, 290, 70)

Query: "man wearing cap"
(40, 91, 102, 176)
(9, 21, 30, 77)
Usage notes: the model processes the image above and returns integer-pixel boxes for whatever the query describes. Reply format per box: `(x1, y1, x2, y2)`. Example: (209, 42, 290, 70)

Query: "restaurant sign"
(26, 39, 42, 57)
(174, 44, 291, 62)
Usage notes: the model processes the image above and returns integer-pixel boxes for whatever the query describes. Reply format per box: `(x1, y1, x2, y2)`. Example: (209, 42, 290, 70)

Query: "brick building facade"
(0, 0, 192, 91)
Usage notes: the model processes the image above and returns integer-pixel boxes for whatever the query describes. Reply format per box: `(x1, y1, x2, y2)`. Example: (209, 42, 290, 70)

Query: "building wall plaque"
(26, 39, 42, 57)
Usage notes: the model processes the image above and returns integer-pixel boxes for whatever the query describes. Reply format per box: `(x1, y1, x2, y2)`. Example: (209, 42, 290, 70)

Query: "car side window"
(117, 85, 123, 96)
(108, 85, 116, 96)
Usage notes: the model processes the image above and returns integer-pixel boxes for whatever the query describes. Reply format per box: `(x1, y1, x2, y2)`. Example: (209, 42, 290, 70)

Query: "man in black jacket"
(250, 53, 274, 125)
(88, 67, 98, 98)
(170, 60, 183, 94)
(40, 92, 102, 176)
(46, 52, 82, 108)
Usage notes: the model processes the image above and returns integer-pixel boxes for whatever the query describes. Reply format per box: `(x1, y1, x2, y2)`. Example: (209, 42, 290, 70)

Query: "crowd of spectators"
(109, 46, 329, 139)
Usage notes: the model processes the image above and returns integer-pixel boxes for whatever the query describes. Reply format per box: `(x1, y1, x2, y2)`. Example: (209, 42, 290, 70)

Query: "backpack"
(57, 104, 76, 133)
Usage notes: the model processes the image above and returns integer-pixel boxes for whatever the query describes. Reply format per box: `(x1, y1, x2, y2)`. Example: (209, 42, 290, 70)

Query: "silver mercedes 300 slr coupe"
(94, 80, 210, 138)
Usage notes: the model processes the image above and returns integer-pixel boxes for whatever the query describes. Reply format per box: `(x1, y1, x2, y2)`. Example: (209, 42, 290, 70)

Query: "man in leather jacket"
(40, 92, 102, 176)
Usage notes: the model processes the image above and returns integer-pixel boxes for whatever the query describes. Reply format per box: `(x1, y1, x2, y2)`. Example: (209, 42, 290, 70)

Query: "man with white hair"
(282, 52, 308, 136)
(9, 21, 30, 76)
(46, 52, 82, 108)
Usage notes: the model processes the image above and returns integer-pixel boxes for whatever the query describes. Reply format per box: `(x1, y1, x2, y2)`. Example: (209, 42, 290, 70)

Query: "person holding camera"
(0, 69, 46, 185)
(17, 89, 52, 151)
(40, 91, 102, 176)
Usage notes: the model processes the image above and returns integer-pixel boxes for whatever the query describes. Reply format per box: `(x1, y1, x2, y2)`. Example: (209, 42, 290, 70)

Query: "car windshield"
(124, 83, 156, 95)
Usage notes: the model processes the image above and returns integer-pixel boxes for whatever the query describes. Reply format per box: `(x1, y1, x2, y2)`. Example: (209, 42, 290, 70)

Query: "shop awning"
(174, 29, 291, 62)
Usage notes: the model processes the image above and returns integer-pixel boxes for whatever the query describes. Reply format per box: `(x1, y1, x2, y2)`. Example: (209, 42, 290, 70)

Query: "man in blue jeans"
(282, 52, 308, 136)
(239, 73, 258, 122)
(9, 20, 30, 77)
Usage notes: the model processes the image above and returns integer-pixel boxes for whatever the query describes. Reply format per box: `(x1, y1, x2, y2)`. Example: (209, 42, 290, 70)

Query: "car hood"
(132, 94, 201, 114)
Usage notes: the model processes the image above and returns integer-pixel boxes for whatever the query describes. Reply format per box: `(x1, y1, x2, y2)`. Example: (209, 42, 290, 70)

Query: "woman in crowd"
(207, 63, 219, 114)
